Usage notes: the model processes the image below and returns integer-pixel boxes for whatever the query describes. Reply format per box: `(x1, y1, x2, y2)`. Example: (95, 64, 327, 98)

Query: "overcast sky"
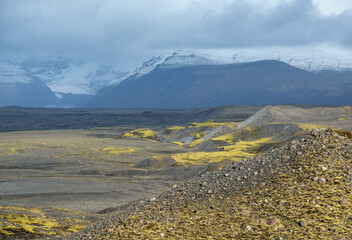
(1, 0, 351, 69)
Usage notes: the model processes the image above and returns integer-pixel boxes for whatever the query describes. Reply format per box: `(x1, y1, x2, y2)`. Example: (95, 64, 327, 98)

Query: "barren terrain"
(0, 105, 351, 239)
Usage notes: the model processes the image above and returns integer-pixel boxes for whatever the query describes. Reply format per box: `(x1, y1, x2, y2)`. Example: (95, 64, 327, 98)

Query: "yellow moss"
(167, 126, 186, 130)
(342, 106, 351, 112)
(0, 206, 96, 238)
(101, 147, 135, 156)
(149, 155, 169, 160)
(1, 212, 59, 235)
(172, 137, 272, 166)
(122, 128, 157, 140)
(219, 137, 272, 152)
(338, 118, 347, 121)
(65, 224, 86, 233)
(172, 142, 185, 147)
(101, 136, 352, 239)
(189, 120, 238, 129)
(212, 132, 237, 145)
(188, 139, 203, 148)
(297, 123, 327, 131)
(212, 127, 252, 144)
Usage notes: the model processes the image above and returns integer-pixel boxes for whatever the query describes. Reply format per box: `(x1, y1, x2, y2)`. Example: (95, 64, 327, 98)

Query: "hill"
(66, 128, 352, 239)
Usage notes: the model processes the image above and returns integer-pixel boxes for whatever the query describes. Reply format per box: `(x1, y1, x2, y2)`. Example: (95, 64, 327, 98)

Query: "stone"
(319, 166, 328, 171)
(339, 198, 350, 206)
(318, 178, 326, 184)
(267, 217, 280, 226)
(298, 220, 308, 227)
(241, 210, 251, 216)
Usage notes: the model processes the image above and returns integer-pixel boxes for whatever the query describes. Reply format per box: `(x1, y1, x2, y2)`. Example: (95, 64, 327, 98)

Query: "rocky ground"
(61, 129, 352, 239)
(1, 105, 352, 239)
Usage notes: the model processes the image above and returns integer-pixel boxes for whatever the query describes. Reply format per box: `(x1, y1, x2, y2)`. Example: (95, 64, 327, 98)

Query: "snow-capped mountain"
(129, 50, 221, 78)
(19, 56, 128, 95)
(229, 47, 352, 71)
(125, 48, 352, 82)
(0, 60, 57, 107)
(0, 60, 34, 84)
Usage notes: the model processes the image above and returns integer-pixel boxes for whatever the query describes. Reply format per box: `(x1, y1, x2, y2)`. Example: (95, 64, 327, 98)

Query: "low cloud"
(0, 0, 351, 67)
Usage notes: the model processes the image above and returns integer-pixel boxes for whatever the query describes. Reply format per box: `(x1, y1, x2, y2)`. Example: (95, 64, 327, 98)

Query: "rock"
(241, 210, 251, 216)
(290, 145, 297, 151)
(318, 178, 326, 184)
(298, 220, 308, 227)
(319, 166, 327, 171)
(339, 198, 350, 206)
(312, 176, 319, 181)
(150, 197, 156, 202)
(267, 217, 280, 226)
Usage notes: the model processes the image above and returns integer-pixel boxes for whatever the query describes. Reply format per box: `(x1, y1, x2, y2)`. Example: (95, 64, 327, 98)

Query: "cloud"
(0, 0, 351, 67)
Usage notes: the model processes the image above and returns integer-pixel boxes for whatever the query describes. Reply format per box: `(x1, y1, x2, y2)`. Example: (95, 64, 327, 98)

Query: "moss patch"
(171, 137, 272, 166)
(189, 120, 237, 129)
(0, 206, 96, 238)
(122, 128, 157, 140)
(96, 131, 352, 239)
(101, 147, 135, 156)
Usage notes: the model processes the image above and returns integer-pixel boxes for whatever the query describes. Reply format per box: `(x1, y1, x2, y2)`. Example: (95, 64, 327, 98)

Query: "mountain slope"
(19, 57, 128, 95)
(87, 60, 352, 108)
(0, 61, 57, 107)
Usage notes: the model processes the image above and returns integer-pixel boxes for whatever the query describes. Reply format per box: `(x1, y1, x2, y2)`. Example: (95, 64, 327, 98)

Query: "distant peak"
(132, 50, 219, 78)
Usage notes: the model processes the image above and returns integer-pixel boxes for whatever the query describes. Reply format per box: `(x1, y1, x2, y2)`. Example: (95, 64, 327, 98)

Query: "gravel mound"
(58, 129, 352, 239)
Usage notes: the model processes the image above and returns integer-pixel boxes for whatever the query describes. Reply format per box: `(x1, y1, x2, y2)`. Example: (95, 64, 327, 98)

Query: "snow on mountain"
(125, 47, 352, 83)
(229, 47, 352, 71)
(19, 56, 128, 95)
(129, 50, 221, 79)
(0, 60, 34, 83)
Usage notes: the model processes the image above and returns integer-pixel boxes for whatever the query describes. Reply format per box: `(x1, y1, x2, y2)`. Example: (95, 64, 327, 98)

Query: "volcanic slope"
(65, 128, 352, 239)
(136, 105, 352, 167)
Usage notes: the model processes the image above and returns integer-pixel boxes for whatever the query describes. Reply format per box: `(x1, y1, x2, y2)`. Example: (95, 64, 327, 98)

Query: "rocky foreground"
(56, 129, 352, 239)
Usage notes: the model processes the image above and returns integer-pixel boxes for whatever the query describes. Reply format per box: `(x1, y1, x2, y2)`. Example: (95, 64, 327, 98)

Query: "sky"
(0, 0, 352, 69)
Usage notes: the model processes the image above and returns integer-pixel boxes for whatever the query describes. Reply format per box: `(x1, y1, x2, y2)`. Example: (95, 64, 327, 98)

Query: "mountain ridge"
(86, 60, 352, 108)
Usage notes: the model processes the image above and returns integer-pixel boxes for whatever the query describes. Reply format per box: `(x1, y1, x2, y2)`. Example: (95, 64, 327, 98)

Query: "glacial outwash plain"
(0, 104, 352, 239)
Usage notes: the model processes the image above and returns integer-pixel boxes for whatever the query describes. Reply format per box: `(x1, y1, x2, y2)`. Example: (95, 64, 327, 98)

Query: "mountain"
(86, 59, 352, 108)
(0, 61, 57, 107)
(19, 56, 129, 95)
(230, 47, 352, 72)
